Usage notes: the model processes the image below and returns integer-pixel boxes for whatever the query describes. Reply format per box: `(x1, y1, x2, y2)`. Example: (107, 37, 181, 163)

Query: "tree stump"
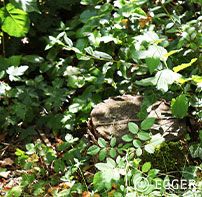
(88, 95, 186, 142)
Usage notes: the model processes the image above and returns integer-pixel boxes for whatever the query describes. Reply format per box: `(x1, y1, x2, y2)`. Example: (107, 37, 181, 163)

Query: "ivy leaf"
(171, 94, 189, 118)
(10, 0, 40, 13)
(189, 144, 202, 160)
(1, 3, 30, 37)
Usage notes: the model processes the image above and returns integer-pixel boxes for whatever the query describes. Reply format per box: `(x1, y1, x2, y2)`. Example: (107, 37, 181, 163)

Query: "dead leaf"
(82, 191, 91, 197)
(0, 158, 14, 167)
(0, 171, 10, 178)
(59, 182, 73, 189)
(139, 15, 152, 28)
(108, 190, 116, 197)
(0, 133, 6, 141)
(93, 194, 101, 197)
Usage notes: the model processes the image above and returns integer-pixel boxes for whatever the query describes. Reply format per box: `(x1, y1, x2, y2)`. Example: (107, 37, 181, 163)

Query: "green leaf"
(122, 134, 133, 142)
(136, 69, 181, 92)
(1, 3, 30, 37)
(173, 58, 197, 73)
(137, 45, 167, 61)
(87, 145, 100, 155)
(10, 0, 40, 13)
(25, 143, 35, 154)
(68, 103, 81, 113)
(144, 144, 155, 154)
(93, 172, 106, 191)
(142, 162, 151, 173)
(199, 130, 202, 143)
(133, 139, 142, 148)
(109, 148, 117, 158)
(155, 69, 181, 92)
(128, 122, 139, 134)
(145, 57, 160, 74)
(137, 131, 151, 141)
(141, 117, 155, 130)
(136, 148, 142, 156)
(150, 133, 165, 146)
(65, 134, 78, 144)
(98, 138, 107, 148)
(163, 49, 181, 59)
(6, 186, 22, 197)
(85, 47, 112, 60)
(189, 144, 202, 160)
(110, 137, 117, 147)
(99, 148, 107, 161)
(171, 94, 189, 118)
(64, 33, 73, 47)
(93, 50, 112, 60)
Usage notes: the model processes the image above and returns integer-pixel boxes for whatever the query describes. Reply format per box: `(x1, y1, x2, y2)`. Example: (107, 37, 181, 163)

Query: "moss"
(143, 141, 188, 174)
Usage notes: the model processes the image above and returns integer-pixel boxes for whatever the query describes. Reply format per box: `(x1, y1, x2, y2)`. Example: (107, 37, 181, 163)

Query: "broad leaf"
(6, 65, 28, 81)
(189, 144, 202, 160)
(145, 57, 160, 74)
(171, 94, 189, 118)
(137, 45, 167, 61)
(141, 117, 155, 130)
(10, 0, 40, 13)
(144, 144, 155, 154)
(155, 69, 181, 92)
(1, 3, 30, 37)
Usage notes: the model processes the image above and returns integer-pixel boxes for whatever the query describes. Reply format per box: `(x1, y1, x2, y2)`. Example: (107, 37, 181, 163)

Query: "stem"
(2, 32, 6, 57)
(125, 150, 130, 194)
(2, 0, 6, 57)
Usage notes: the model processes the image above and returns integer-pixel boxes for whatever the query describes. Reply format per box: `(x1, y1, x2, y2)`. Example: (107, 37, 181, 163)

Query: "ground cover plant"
(0, 0, 202, 196)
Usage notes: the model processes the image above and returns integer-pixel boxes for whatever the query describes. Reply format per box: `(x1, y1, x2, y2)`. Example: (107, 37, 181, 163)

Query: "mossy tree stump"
(88, 95, 186, 142)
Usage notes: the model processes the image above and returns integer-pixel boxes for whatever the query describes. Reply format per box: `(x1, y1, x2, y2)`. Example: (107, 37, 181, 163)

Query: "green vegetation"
(0, 0, 201, 196)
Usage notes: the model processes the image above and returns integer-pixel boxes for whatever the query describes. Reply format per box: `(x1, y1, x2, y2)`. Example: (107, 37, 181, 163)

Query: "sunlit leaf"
(1, 3, 30, 37)
(173, 58, 197, 72)
(10, 0, 40, 13)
